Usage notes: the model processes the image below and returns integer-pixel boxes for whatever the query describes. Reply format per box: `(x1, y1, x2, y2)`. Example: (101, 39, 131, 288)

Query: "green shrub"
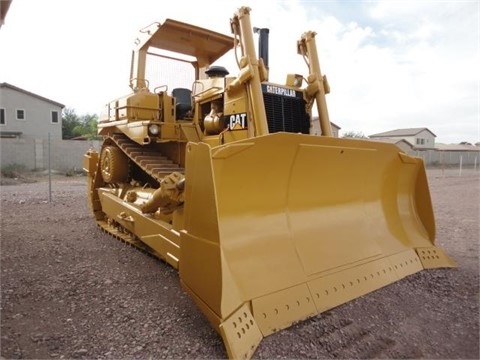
(1, 163, 27, 178)
(65, 167, 85, 177)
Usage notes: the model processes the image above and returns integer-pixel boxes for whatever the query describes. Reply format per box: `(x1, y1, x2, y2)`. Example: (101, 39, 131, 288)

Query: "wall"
(0, 138, 102, 171)
(414, 149, 480, 167)
(1, 138, 478, 172)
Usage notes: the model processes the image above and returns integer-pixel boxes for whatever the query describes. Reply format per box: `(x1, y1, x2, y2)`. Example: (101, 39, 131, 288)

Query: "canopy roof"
(138, 19, 235, 67)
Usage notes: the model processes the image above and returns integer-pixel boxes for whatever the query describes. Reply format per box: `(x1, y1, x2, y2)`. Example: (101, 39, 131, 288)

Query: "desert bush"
(1, 163, 27, 178)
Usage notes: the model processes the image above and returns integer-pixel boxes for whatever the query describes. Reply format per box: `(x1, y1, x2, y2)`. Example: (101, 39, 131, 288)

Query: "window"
(416, 138, 425, 145)
(16, 109, 25, 120)
(0, 108, 5, 125)
(51, 110, 59, 124)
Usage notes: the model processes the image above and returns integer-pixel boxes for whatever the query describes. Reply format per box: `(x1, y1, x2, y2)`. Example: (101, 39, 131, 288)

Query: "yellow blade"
(179, 132, 455, 359)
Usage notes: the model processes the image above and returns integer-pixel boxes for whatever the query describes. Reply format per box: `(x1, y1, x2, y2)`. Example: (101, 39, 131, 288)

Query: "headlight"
(148, 124, 160, 135)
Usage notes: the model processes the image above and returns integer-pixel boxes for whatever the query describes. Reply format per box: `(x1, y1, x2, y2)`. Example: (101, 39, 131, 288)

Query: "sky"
(0, 0, 479, 144)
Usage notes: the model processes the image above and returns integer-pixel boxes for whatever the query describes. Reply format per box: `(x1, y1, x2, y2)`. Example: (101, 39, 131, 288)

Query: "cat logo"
(227, 112, 247, 129)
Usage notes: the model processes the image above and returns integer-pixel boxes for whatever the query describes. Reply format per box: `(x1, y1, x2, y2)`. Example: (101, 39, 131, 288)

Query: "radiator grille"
(262, 88, 310, 134)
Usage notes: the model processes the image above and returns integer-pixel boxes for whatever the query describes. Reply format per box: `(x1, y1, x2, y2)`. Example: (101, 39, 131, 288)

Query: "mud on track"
(1, 169, 479, 359)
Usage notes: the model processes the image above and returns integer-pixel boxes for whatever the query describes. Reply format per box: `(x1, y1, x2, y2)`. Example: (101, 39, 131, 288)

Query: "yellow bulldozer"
(83, 6, 455, 359)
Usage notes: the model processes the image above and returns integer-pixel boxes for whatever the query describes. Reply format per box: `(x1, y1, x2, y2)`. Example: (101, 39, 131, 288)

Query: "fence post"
(458, 155, 463, 177)
(441, 151, 445, 177)
(48, 133, 52, 203)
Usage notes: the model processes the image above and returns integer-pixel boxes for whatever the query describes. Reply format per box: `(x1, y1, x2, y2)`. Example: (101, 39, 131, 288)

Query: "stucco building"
(369, 128, 436, 149)
(0, 83, 65, 140)
(311, 116, 341, 137)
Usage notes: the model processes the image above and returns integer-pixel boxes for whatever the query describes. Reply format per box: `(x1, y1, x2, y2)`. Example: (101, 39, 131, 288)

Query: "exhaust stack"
(253, 27, 269, 70)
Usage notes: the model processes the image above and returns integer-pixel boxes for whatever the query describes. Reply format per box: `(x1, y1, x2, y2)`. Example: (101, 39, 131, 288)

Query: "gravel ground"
(1, 168, 479, 359)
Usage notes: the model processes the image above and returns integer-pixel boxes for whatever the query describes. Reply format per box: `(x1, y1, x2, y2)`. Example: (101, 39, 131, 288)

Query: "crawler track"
(108, 133, 184, 182)
(94, 133, 185, 259)
(97, 219, 161, 259)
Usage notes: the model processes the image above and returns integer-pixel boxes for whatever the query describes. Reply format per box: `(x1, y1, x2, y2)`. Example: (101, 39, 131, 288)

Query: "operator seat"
(172, 88, 192, 120)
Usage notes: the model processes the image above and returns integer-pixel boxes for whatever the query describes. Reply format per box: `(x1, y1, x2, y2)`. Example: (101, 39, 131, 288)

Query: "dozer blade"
(179, 132, 455, 359)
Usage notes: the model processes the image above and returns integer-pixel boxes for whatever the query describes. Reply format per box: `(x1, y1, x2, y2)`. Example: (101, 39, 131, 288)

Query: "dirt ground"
(1, 168, 479, 359)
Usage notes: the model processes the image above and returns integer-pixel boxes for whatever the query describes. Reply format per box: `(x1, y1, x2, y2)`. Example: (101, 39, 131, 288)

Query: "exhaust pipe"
(253, 27, 269, 70)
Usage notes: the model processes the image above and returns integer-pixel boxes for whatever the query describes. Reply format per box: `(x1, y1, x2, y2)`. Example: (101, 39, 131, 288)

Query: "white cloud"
(316, 0, 480, 143)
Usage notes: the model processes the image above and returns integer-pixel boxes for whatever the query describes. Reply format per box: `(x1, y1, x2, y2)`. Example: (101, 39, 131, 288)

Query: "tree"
(62, 108, 81, 139)
(62, 108, 100, 140)
(72, 114, 100, 140)
(342, 131, 368, 139)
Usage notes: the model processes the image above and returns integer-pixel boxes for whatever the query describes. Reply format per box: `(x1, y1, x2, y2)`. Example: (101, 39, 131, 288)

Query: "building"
(368, 137, 414, 154)
(0, 83, 65, 140)
(369, 128, 436, 149)
(311, 117, 341, 137)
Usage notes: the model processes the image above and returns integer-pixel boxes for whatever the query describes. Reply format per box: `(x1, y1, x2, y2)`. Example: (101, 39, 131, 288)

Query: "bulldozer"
(83, 6, 455, 359)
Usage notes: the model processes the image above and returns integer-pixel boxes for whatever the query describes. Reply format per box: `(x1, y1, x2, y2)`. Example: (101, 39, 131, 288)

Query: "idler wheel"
(100, 146, 129, 183)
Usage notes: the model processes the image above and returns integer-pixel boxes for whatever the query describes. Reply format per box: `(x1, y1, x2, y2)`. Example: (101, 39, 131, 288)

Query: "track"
(97, 218, 161, 259)
(109, 133, 184, 182)
(93, 133, 185, 260)
(315, 318, 397, 358)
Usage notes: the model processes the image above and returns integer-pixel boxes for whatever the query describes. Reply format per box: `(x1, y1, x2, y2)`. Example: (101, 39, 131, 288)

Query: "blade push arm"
(228, 7, 270, 137)
(298, 31, 333, 137)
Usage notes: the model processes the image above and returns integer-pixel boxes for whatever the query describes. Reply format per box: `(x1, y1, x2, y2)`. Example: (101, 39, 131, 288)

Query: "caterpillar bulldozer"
(83, 6, 455, 359)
